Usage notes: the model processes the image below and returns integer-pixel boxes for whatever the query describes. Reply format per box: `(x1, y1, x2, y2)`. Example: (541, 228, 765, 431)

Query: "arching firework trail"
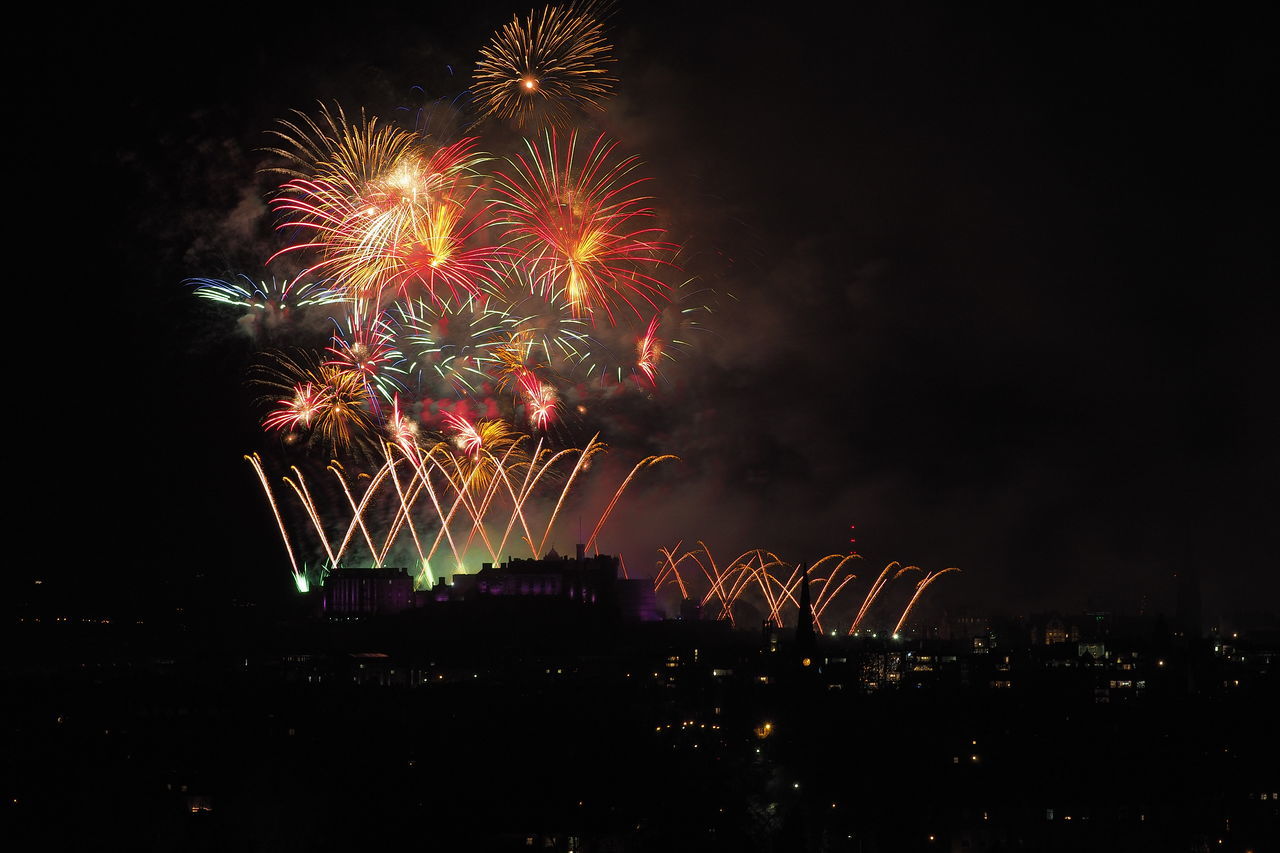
(849, 562, 919, 636)
(473, 4, 616, 128)
(892, 568, 961, 636)
(492, 131, 679, 323)
(654, 545, 952, 635)
(245, 436, 675, 586)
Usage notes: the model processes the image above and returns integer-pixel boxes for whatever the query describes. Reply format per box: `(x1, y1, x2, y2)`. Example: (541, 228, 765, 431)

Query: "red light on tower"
(849, 523, 857, 546)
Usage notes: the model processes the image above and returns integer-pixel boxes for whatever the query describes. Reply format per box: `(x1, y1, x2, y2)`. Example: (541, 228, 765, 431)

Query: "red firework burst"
(492, 131, 678, 324)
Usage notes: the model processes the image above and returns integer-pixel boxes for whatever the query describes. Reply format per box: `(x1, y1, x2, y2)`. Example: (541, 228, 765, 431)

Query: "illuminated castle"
(323, 545, 662, 622)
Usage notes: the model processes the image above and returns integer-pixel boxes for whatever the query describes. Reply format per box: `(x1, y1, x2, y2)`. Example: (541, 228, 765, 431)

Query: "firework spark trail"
(848, 562, 897, 635)
(387, 395, 420, 450)
(722, 565, 760, 622)
(415, 449, 490, 565)
(655, 542, 690, 599)
(380, 452, 427, 567)
(400, 295, 511, 395)
(523, 375, 559, 430)
(808, 552, 862, 626)
(650, 545, 949, 632)
(262, 382, 325, 433)
(442, 435, 533, 561)
(401, 445, 467, 569)
(245, 432, 673, 584)
(444, 443, 519, 560)
(264, 102, 419, 183)
(333, 459, 402, 565)
(235, 96, 698, 472)
(379, 449, 432, 565)
(245, 453, 300, 577)
(813, 570, 860, 625)
(657, 541, 757, 614)
(443, 412, 484, 457)
(893, 568, 961, 636)
(695, 546, 751, 616)
(653, 546, 691, 594)
(325, 313, 406, 410)
(849, 562, 916, 635)
(761, 559, 803, 627)
(584, 453, 678, 553)
(496, 279, 596, 370)
(707, 550, 786, 624)
(692, 550, 756, 621)
(635, 314, 662, 384)
(536, 433, 605, 555)
(709, 551, 772, 624)
(653, 543, 749, 624)
(281, 467, 340, 569)
(490, 436, 552, 560)
(407, 443, 479, 568)
(327, 460, 383, 563)
(271, 176, 505, 318)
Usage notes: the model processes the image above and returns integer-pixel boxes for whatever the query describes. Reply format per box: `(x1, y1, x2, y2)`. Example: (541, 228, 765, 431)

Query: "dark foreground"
(6, 613, 1278, 852)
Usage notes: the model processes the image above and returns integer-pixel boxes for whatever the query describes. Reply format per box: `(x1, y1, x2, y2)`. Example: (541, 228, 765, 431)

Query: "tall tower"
(1175, 562, 1202, 641)
(795, 561, 816, 659)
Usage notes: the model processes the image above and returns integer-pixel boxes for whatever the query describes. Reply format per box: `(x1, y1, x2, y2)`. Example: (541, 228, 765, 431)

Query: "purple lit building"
(322, 567, 416, 617)
(431, 545, 663, 622)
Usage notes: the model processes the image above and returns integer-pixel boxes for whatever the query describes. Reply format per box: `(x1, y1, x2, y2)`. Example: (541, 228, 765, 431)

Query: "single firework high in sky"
(473, 4, 616, 128)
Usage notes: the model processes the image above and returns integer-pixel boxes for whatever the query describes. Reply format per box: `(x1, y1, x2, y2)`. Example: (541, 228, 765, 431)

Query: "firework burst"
(397, 295, 508, 397)
(325, 313, 406, 405)
(268, 105, 497, 312)
(521, 373, 560, 430)
(387, 395, 421, 450)
(254, 349, 378, 455)
(189, 275, 345, 311)
(473, 4, 616, 128)
(441, 412, 525, 490)
(492, 264, 596, 370)
(493, 131, 678, 323)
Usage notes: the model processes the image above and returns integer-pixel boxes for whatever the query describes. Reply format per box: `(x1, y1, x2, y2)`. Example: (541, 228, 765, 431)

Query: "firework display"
(189, 4, 956, 628)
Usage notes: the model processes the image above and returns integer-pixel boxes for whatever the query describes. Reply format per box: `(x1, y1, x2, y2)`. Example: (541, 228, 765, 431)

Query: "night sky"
(28, 3, 1275, 620)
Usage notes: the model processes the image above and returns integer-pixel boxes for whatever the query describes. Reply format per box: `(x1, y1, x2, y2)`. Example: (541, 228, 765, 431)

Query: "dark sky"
(25, 2, 1275, 619)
